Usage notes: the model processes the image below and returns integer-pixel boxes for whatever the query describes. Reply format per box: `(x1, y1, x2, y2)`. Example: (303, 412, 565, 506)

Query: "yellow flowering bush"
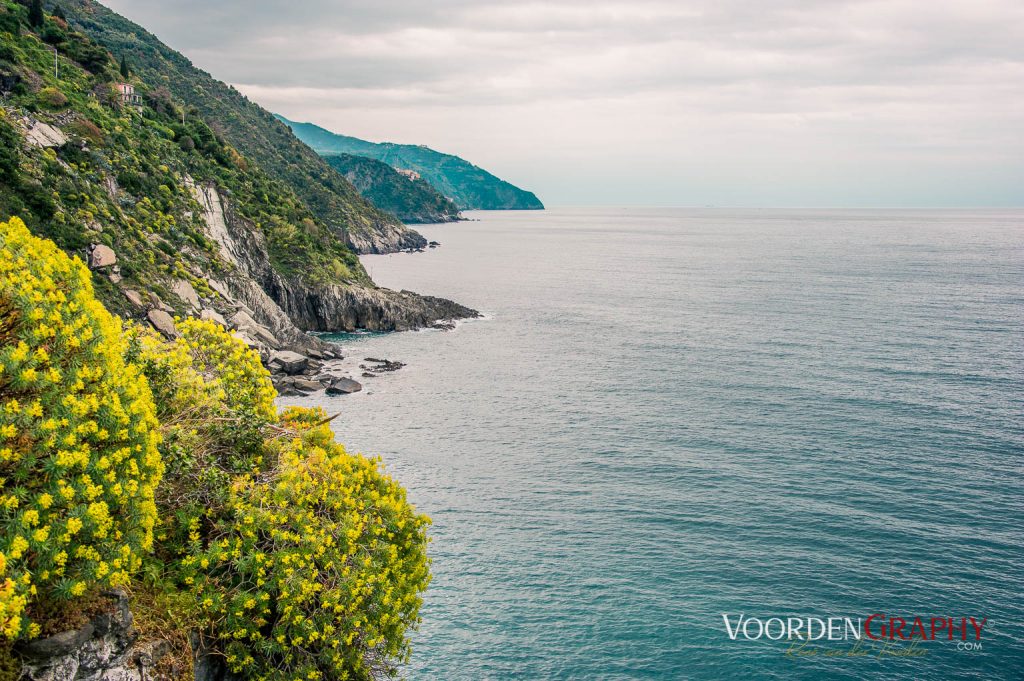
(183, 408, 432, 681)
(128, 318, 276, 559)
(0, 217, 163, 639)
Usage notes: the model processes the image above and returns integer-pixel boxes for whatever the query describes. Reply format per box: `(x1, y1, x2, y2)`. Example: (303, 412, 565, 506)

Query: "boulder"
(291, 377, 324, 394)
(147, 309, 178, 339)
(325, 376, 362, 395)
(123, 289, 145, 308)
(200, 308, 228, 327)
(148, 293, 174, 313)
(87, 243, 117, 269)
(25, 121, 68, 148)
(171, 279, 201, 312)
(267, 350, 311, 376)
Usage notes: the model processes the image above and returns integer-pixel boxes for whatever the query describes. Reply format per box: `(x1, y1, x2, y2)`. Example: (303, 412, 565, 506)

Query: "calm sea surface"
(286, 208, 1023, 680)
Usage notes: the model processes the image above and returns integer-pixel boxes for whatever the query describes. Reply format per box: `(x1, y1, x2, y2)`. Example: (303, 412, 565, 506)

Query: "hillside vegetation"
(57, 0, 426, 254)
(0, 0, 475, 343)
(325, 153, 461, 224)
(280, 116, 545, 212)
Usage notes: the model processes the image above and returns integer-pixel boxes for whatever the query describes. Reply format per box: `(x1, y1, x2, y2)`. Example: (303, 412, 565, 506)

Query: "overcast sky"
(104, 0, 1023, 207)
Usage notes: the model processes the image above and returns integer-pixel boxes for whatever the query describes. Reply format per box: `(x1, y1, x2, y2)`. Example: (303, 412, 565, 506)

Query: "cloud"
(103, 0, 1024, 205)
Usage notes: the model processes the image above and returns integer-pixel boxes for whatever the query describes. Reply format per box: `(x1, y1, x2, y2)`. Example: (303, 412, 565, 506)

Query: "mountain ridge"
(279, 115, 545, 212)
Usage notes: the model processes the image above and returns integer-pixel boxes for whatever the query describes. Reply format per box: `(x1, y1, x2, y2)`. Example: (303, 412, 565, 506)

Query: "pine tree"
(120, 55, 130, 79)
(28, 0, 44, 27)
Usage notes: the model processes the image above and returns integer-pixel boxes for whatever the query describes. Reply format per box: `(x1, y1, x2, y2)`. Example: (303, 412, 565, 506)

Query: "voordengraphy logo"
(722, 614, 988, 658)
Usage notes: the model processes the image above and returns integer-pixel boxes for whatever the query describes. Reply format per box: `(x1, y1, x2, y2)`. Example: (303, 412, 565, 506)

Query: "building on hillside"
(395, 168, 421, 181)
(115, 82, 142, 107)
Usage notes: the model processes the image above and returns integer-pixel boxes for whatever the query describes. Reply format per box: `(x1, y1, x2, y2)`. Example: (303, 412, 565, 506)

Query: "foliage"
(0, 0, 371, 320)
(0, 217, 163, 640)
(36, 86, 67, 108)
(57, 0, 416, 253)
(325, 154, 461, 225)
(183, 408, 431, 680)
(131, 318, 276, 516)
(118, 53, 128, 78)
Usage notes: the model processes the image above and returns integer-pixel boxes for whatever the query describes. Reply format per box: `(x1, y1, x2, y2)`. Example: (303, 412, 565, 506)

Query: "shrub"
(66, 119, 104, 146)
(182, 408, 432, 680)
(0, 217, 163, 640)
(37, 86, 67, 109)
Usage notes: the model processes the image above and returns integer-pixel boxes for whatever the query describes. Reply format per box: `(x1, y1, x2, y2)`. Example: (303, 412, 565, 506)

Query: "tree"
(52, 4, 66, 21)
(119, 54, 130, 79)
(28, 0, 43, 27)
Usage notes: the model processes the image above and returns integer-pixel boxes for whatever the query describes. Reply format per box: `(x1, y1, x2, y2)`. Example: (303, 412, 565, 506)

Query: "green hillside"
(280, 116, 545, 211)
(325, 153, 461, 224)
(56, 0, 426, 254)
(0, 0, 475, 336)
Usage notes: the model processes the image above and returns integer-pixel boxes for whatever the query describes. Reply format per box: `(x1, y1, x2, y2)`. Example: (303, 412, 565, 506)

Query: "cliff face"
(190, 179, 477, 337)
(280, 117, 545, 211)
(0, 0, 475, 359)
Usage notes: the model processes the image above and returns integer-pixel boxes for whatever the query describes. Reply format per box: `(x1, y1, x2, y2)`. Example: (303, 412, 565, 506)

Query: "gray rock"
(24, 121, 68, 148)
(171, 279, 201, 312)
(206, 278, 231, 300)
(146, 309, 178, 339)
(200, 308, 228, 327)
(268, 350, 311, 376)
(325, 377, 362, 395)
(18, 591, 169, 681)
(87, 244, 117, 269)
(292, 377, 324, 393)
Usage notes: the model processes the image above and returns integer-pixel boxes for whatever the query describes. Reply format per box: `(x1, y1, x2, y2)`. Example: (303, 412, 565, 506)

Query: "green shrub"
(0, 216, 163, 639)
(37, 86, 67, 109)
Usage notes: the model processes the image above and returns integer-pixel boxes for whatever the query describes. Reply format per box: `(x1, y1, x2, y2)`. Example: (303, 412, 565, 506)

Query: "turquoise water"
(296, 208, 1023, 680)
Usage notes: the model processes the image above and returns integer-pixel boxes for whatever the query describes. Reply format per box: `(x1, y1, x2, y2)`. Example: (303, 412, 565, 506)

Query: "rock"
(206, 278, 231, 300)
(362, 372, 377, 378)
(18, 590, 169, 681)
(108, 266, 122, 284)
(24, 121, 68, 148)
(146, 309, 178, 339)
(267, 350, 311, 376)
(291, 377, 324, 394)
(171, 279, 201, 312)
(148, 293, 173, 313)
(325, 377, 362, 395)
(200, 308, 228, 327)
(428, 241, 440, 248)
(122, 289, 145, 308)
(87, 243, 117, 269)
(362, 357, 405, 373)
(229, 309, 281, 350)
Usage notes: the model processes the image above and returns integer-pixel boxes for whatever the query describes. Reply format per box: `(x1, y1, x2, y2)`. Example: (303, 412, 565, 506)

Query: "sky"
(103, 0, 1024, 207)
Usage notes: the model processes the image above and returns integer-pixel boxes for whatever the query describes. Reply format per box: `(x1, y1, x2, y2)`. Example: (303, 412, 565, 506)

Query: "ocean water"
(287, 208, 1023, 680)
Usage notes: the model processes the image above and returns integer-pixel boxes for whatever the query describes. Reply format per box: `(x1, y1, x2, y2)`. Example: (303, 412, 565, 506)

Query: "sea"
(285, 208, 1023, 680)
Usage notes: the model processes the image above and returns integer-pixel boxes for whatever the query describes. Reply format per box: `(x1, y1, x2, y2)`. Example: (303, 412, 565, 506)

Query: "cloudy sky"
(104, 0, 1023, 207)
